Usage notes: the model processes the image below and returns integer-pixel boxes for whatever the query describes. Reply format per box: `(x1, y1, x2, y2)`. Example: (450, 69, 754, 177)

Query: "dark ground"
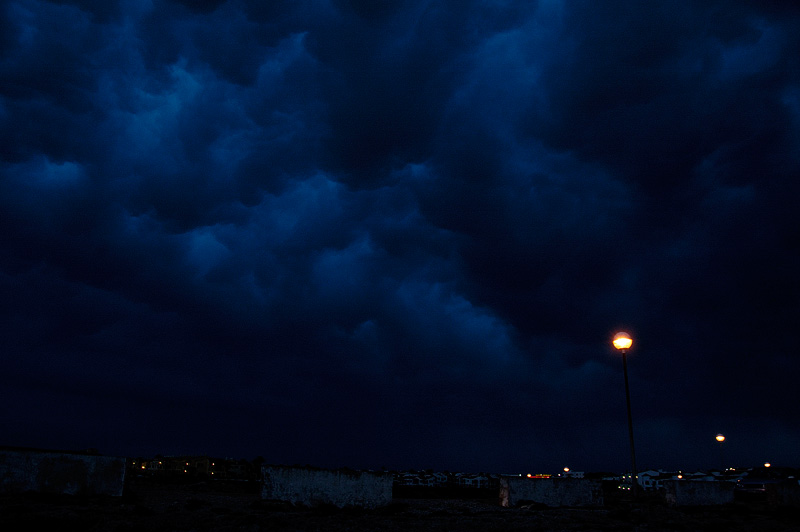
(2, 477, 799, 531)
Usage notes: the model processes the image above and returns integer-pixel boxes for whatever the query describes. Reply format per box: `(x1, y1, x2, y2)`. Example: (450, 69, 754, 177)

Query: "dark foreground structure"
(0, 448, 126, 497)
(2, 476, 800, 532)
(2, 449, 799, 530)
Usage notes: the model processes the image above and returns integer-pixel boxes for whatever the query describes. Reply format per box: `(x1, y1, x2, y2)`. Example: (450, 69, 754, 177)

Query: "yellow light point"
(613, 332, 633, 351)
(527, 474, 532, 478)
(564, 467, 570, 472)
(716, 434, 725, 442)
(764, 462, 771, 468)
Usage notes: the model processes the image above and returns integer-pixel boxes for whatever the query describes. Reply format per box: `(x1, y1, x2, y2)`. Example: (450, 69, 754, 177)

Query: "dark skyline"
(1, 1, 799, 474)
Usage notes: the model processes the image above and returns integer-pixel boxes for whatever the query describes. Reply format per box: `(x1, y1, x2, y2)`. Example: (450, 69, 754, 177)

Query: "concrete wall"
(0, 449, 126, 496)
(262, 466, 392, 509)
(499, 477, 603, 508)
(663, 480, 735, 506)
(776, 482, 800, 507)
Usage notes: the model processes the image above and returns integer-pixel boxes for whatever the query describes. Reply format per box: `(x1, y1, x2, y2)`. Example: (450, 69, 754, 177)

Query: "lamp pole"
(613, 332, 638, 497)
(716, 434, 725, 471)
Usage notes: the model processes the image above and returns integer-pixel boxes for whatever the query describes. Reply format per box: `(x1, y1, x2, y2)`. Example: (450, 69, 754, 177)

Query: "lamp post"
(613, 331, 638, 497)
(715, 434, 725, 471)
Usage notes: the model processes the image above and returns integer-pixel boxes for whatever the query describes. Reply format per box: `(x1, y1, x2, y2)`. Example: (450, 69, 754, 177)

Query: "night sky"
(2, 0, 799, 475)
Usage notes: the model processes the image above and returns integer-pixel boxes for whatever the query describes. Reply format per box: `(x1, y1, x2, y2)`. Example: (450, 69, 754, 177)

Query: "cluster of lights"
(131, 458, 225, 477)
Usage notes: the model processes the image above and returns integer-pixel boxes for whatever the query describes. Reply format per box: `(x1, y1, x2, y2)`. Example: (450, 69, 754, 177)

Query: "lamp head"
(716, 434, 725, 442)
(613, 332, 633, 351)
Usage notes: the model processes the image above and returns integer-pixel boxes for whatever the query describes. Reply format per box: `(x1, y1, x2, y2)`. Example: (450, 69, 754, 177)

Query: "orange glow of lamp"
(613, 332, 633, 351)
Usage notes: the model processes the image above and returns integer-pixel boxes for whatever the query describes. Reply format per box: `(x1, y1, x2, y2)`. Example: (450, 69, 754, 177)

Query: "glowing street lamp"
(613, 332, 633, 351)
(715, 434, 725, 470)
(613, 331, 638, 497)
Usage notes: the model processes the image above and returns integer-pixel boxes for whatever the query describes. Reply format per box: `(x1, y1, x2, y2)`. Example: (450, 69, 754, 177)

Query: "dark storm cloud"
(2, 0, 799, 472)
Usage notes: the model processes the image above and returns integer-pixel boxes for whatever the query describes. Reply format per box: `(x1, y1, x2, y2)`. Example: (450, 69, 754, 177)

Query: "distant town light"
(612, 332, 632, 351)
(716, 434, 725, 442)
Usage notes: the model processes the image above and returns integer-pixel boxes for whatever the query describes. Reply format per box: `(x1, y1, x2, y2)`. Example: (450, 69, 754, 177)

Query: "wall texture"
(776, 482, 800, 507)
(0, 449, 126, 496)
(499, 477, 604, 508)
(262, 466, 392, 508)
(663, 480, 735, 506)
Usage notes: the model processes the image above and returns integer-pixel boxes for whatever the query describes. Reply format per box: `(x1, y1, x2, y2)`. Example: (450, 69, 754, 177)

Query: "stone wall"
(262, 465, 392, 509)
(499, 476, 604, 508)
(776, 482, 800, 507)
(663, 480, 735, 506)
(0, 448, 126, 496)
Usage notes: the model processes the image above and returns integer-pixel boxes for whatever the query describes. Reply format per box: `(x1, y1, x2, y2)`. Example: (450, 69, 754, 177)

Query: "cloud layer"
(2, 0, 799, 473)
